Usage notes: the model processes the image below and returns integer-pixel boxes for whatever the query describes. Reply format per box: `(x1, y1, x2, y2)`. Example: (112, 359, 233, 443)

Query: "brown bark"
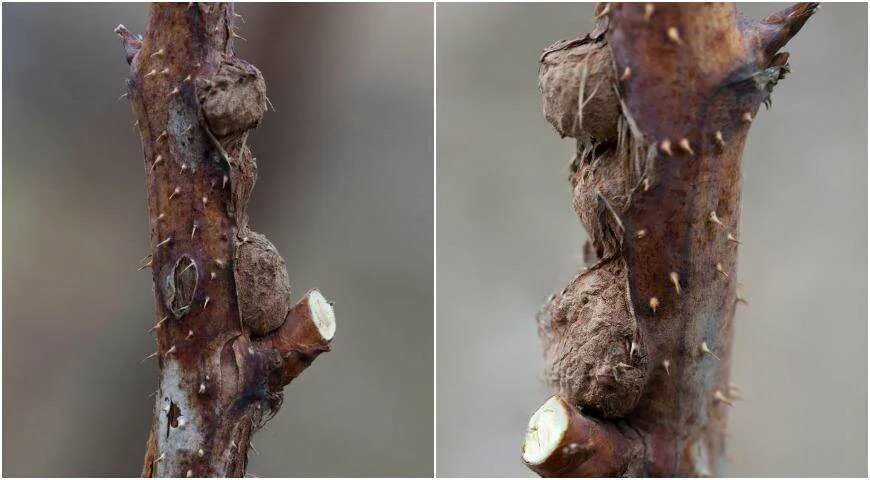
(116, 4, 335, 477)
(525, 3, 816, 477)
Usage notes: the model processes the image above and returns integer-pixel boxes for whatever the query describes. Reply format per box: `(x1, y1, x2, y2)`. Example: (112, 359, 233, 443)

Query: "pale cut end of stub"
(522, 396, 569, 466)
(308, 289, 336, 341)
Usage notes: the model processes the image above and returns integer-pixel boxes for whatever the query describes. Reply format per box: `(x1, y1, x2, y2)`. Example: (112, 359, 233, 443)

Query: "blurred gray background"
(437, 3, 867, 477)
(3, 3, 432, 476)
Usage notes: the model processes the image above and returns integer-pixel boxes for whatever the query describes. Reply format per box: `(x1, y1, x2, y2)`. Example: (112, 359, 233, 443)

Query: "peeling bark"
(116, 4, 335, 477)
(524, 3, 816, 476)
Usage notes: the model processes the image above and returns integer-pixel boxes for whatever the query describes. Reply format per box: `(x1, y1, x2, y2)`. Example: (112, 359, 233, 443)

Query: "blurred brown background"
(437, 3, 867, 477)
(3, 3, 433, 476)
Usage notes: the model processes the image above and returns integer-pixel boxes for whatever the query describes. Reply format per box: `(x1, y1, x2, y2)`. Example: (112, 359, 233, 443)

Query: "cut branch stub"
(117, 3, 335, 477)
(257, 289, 336, 389)
(522, 396, 643, 477)
(530, 2, 816, 477)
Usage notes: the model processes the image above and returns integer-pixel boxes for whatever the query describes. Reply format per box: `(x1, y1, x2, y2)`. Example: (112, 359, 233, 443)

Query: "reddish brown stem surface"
(116, 4, 334, 477)
(526, 3, 816, 476)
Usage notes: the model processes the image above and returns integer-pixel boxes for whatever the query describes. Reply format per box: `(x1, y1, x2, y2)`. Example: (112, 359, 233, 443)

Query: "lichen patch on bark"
(154, 359, 206, 477)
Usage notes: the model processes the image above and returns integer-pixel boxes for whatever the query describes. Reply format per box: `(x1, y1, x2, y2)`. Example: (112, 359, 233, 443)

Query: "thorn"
(165, 345, 177, 356)
(250, 442, 260, 456)
(141, 351, 158, 363)
(150, 49, 165, 58)
(203, 296, 210, 309)
(138, 259, 152, 271)
(186, 329, 194, 339)
(160, 68, 170, 76)
(156, 131, 168, 142)
(727, 233, 742, 244)
(154, 452, 166, 464)
(119, 92, 129, 101)
(180, 163, 188, 174)
(190, 223, 197, 239)
(199, 383, 206, 394)
(714, 389, 734, 406)
(636, 229, 646, 239)
(234, 12, 246, 22)
(649, 297, 659, 314)
(202, 196, 208, 206)
(168, 87, 180, 97)
(198, 448, 205, 457)
(620, 66, 631, 82)
(660, 139, 673, 156)
(709, 211, 724, 227)
(715, 130, 725, 148)
(148, 315, 169, 333)
(183, 74, 192, 83)
(644, 3, 654, 22)
(595, 3, 610, 19)
(231, 31, 247, 42)
(669, 272, 681, 295)
(642, 178, 650, 191)
(662, 359, 671, 375)
(230, 440, 237, 450)
(150, 155, 164, 172)
(700, 341, 720, 360)
(144, 69, 157, 77)
(716, 262, 729, 278)
(742, 111, 753, 123)
(134, 120, 139, 127)
(186, 470, 193, 478)
(629, 341, 638, 359)
(736, 295, 749, 305)
(210, 271, 217, 280)
(215, 258, 226, 269)
(666, 27, 682, 45)
(155, 236, 172, 249)
(678, 138, 694, 155)
(169, 186, 181, 200)
(222, 175, 229, 188)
